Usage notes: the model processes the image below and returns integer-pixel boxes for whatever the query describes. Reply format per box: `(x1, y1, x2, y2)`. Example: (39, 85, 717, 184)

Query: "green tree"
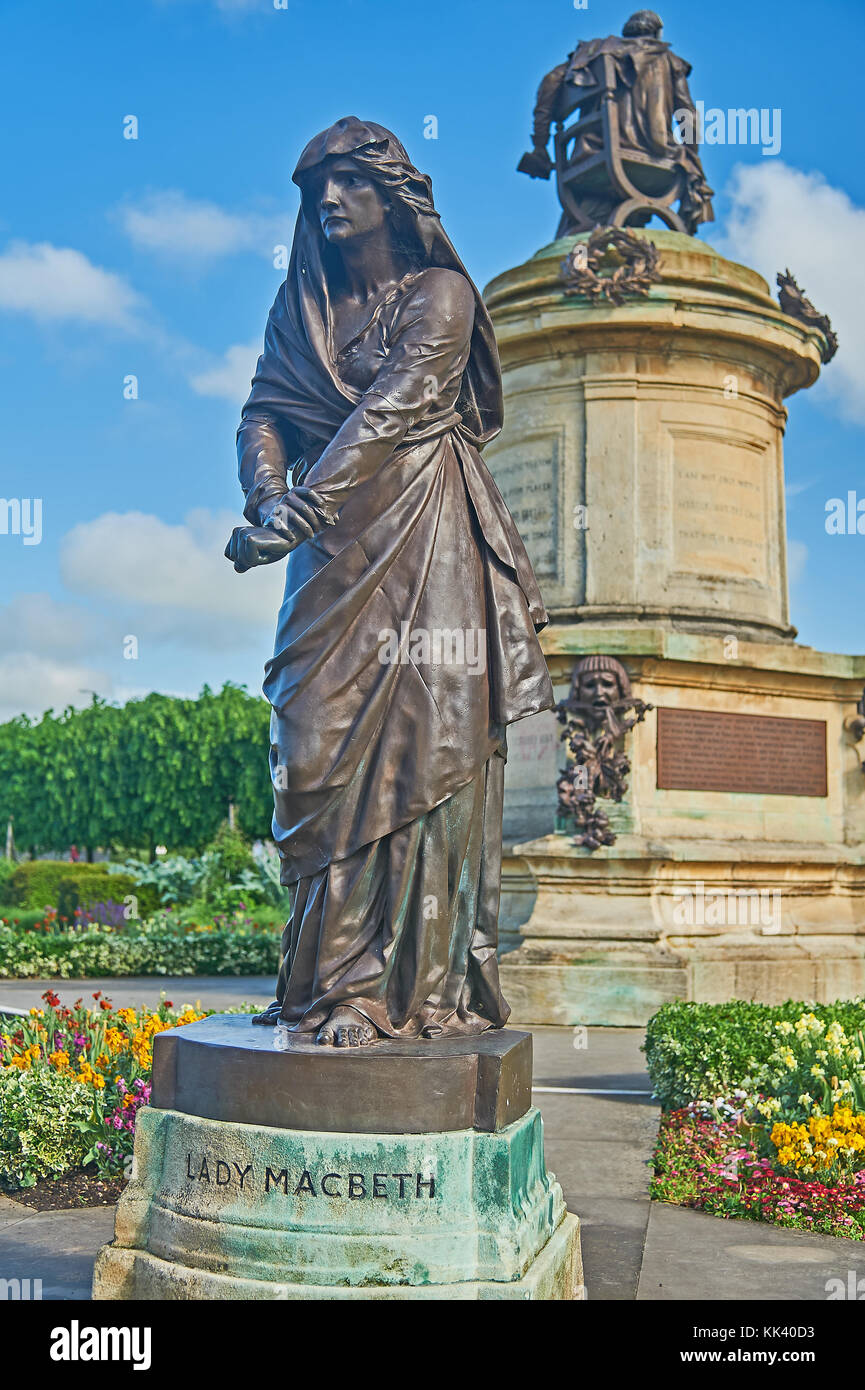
(0, 685, 273, 858)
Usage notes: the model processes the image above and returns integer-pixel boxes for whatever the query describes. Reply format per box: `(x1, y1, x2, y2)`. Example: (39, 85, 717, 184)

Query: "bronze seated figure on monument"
(517, 8, 714, 236)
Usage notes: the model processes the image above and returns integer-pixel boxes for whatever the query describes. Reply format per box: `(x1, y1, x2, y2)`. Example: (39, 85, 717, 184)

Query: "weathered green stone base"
(94, 1212, 582, 1301)
(93, 1105, 583, 1300)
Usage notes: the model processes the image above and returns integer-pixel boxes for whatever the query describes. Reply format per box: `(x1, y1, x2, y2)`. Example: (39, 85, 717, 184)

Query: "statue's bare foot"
(317, 1005, 377, 1047)
(251, 1000, 281, 1026)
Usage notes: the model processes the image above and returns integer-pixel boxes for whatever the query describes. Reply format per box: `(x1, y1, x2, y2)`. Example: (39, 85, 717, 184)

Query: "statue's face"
(577, 669, 620, 713)
(315, 157, 388, 244)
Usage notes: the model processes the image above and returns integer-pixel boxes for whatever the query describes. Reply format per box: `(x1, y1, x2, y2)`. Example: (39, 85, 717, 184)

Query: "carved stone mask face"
(577, 670, 621, 712)
(315, 157, 389, 244)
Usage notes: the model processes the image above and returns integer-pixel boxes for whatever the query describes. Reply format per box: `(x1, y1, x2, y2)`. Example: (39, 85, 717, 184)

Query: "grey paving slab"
(530, 1028, 659, 1301)
(0, 976, 275, 1014)
(530, 1025, 651, 1091)
(0, 1194, 38, 1230)
(535, 1090, 658, 1143)
(566, 1198, 652, 1302)
(638, 1203, 865, 1302)
(0, 1204, 116, 1300)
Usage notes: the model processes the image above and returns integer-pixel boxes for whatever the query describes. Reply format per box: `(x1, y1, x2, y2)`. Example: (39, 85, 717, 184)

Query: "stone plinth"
(497, 626, 865, 1025)
(483, 233, 865, 1020)
(93, 1017, 584, 1300)
(483, 229, 823, 644)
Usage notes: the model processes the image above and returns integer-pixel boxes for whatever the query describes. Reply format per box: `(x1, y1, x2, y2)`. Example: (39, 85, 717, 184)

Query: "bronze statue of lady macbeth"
(226, 117, 552, 1047)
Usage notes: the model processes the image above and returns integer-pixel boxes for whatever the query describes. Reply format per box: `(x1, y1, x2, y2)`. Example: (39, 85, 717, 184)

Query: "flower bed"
(643, 998, 865, 1111)
(0, 908, 281, 978)
(645, 1001, 865, 1241)
(652, 1106, 865, 1240)
(0, 990, 207, 1187)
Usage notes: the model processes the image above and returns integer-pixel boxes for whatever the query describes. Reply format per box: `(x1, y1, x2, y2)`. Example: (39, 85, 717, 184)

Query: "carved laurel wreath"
(561, 227, 662, 305)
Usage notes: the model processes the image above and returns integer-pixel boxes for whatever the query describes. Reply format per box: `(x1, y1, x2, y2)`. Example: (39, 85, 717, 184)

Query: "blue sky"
(1, 0, 863, 720)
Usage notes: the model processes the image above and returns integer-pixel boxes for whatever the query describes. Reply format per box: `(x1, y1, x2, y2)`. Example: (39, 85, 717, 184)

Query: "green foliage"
(0, 1066, 95, 1187)
(194, 823, 259, 913)
(643, 998, 865, 1110)
(248, 839, 291, 909)
(118, 824, 289, 915)
(0, 685, 273, 856)
(6, 861, 157, 916)
(0, 907, 45, 930)
(0, 859, 16, 898)
(750, 1013, 865, 1125)
(0, 914, 281, 978)
(113, 854, 204, 907)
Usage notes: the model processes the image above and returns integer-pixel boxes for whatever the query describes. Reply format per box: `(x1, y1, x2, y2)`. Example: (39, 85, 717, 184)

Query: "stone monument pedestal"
(482, 232, 865, 1024)
(93, 1017, 584, 1300)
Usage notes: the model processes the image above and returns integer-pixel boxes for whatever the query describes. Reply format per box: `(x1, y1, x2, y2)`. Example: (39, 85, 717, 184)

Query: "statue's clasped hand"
(224, 486, 332, 573)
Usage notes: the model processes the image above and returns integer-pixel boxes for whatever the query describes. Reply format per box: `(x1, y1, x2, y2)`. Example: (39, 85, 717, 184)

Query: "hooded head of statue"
(242, 117, 502, 451)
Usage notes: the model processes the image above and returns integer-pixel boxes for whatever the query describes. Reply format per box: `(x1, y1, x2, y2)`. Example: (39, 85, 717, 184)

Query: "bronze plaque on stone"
(656, 708, 827, 797)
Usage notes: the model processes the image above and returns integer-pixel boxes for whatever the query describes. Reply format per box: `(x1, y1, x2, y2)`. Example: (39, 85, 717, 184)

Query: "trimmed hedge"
(0, 919, 280, 978)
(6, 862, 159, 916)
(644, 998, 865, 1111)
(0, 907, 48, 930)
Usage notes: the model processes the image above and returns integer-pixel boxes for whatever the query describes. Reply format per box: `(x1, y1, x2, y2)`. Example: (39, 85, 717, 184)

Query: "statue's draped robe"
(237, 122, 553, 1036)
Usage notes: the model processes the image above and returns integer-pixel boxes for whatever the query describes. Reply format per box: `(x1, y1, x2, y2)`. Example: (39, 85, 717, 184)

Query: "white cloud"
(119, 190, 288, 262)
(718, 162, 865, 425)
(0, 593, 110, 658)
(0, 512, 287, 720)
(60, 507, 285, 624)
(788, 539, 808, 586)
(189, 342, 260, 404)
(785, 477, 818, 500)
(0, 652, 114, 723)
(0, 241, 143, 328)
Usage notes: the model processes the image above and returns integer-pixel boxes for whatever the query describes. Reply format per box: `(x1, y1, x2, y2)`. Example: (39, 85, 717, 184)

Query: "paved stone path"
(0, 975, 274, 1015)
(3, 978, 865, 1300)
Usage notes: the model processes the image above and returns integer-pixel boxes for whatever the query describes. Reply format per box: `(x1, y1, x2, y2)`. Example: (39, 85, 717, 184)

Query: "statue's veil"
(241, 117, 503, 451)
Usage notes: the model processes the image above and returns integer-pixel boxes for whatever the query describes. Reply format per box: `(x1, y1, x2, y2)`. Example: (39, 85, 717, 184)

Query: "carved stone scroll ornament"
(556, 655, 652, 850)
(776, 269, 838, 364)
(561, 226, 662, 305)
